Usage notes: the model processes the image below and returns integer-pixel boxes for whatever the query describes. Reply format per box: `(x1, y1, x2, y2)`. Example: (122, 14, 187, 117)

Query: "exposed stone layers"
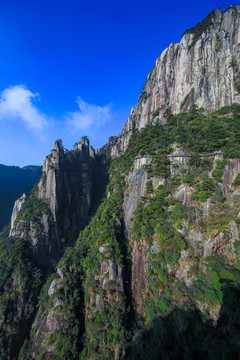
(111, 6, 240, 157)
(10, 138, 95, 268)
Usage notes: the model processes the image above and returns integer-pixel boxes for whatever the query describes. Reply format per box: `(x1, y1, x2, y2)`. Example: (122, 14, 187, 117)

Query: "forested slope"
(0, 165, 42, 230)
(1, 6, 240, 360)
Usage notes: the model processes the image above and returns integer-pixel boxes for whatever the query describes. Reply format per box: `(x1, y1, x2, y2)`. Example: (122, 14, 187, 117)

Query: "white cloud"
(67, 97, 112, 130)
(0, 85, 47, 134)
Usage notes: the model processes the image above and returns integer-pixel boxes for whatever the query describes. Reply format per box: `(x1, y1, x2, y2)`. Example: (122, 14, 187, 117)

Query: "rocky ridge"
(10, 137, 95, 268)
(25, 7, 240, 359)
(111, 6, 240, 157)
(1, 6, 240, 360)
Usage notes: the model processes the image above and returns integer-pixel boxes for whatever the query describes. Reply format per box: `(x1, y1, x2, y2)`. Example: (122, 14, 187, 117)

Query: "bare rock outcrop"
(99, 244, 124, 294)
(10, 137, 95, 268)
(168, 144, 190, 176)
(174, 184, 194, 204)
(123, 157, 150, 232)
(10, 193, 26, 230)
(223, 158, 240, 195)
(111, 7, 240, 157)
(131, 241, 150, 313)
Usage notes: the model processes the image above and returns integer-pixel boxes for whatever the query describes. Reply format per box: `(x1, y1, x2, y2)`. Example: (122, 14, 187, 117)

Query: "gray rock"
(123, 167, 148, 232)
(10, 193, 26, 233)
(202, 198, 212, 217)
(151, 238, 161, 254)
(96, 295, 103, 311)
(53, 297, 64, 308)
(131, 242, 150, 314)
(188, 230, 202, 246)
(111, 7, 240, 157)
(174, 184, 193, 204)
(10, 137, 94, 268)
(152, 176, 166, 189)
(99, 257, 124, 293)
(223, 159, 240, 195)
(204, 231, 231, 256)
(48, 278, 61, 296)
(89, 145, 95, 158)
(32, 309, 70, 356)
(74, 137, 92, 158)
(57, 267, 66, 280)
(168, 145, 190, 176)
(99, 244, 110, 253)
(229, 220, 239, 241)
(133, 155, 152, 170)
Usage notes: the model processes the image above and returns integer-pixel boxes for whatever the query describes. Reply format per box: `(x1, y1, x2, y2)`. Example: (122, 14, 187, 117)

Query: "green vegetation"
(152, 107, 160, 119)
(0, 227, 43, 359)
(138, 91, 150, 103)
(233, 174, 240, 186)
(21, 161, 127, 360)
(38, 103, 240, 358)
(112, 104, 240, 180)
(3, 103, 240, 359)
(180, 91, 190, 110)
(0, 165, 41, 230)
(235, 81, 240, 94)
(184, 10, 216, 48)
(218, 103, 240, 115)
(212, 160, 226, 182)
(15, 195, 51, 232)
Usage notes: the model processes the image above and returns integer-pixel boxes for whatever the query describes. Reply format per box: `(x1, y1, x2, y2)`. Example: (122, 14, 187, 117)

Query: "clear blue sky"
(0, 0, 235, 166)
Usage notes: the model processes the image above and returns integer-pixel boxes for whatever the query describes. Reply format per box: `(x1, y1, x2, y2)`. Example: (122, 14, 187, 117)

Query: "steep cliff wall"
(26, 103, 240, 359)
(10, 137, 94, 268)
(0, 138, 96, 359)
(2, 7, 240, 360)
(27, 168, 127, 360)
(111, 6, 240, 157)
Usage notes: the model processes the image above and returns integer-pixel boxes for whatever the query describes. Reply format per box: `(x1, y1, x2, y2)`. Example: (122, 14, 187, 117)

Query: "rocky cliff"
(10, 137, 94, 268)
(111, 6, 240, 157)
(1, 6, 240, 360)
(26, 100, 240, 359)
(0, 138, 97, 359)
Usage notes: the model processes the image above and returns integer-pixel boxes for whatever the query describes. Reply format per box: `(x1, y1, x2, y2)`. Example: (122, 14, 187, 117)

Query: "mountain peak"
(111, 5, 240, 158)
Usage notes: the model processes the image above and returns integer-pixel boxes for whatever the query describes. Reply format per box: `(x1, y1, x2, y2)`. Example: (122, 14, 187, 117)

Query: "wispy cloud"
(0, 86, 114, 150)
(67, 97, 112, 130)
(0, 85, 48, 134)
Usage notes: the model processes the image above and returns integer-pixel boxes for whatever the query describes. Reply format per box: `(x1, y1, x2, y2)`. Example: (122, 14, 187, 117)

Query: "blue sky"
(0, 0, 235, 166)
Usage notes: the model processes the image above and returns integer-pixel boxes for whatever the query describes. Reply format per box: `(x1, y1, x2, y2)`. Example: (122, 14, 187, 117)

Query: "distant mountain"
(0, 164, 42, 229)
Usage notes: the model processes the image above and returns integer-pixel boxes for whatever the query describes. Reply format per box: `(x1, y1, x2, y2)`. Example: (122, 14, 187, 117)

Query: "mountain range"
(0, 6, 240, 360)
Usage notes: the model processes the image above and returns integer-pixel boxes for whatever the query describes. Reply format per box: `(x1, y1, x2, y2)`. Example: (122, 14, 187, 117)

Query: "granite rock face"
(74, 137, 95, 158)
(111, 6, 240, 157)
(123, 156, 151, 232)
(131, 241, 150, 313)
(168, 144, 190, 176)
(10, 137, 94, 268)
(10, 193, 26, 230)
(4, 7, 240, 359)
(173, 184, 194, 205)
(99, 244, 124, 294)
(223, 158, 240, 195)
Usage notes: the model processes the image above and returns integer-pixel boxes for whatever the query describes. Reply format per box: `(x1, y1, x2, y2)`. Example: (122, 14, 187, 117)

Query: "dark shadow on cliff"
(88, 153, 110, 218)
(56, 153, 110, 261)
(0, 228, 45, 360)
(126, 280, 240, 360)
(119, 218, 135, 330)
